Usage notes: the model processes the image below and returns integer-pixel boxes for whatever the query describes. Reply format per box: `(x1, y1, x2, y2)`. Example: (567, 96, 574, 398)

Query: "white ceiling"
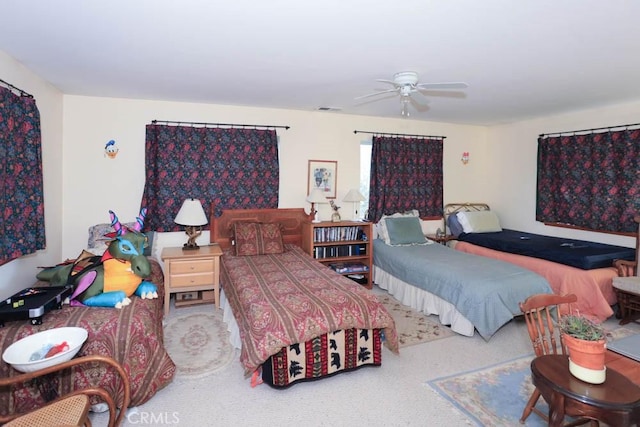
(2, 0, 640, 126)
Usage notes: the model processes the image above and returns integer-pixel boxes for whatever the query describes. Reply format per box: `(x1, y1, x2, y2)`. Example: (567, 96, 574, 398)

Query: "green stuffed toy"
(37, 209, 158, 308)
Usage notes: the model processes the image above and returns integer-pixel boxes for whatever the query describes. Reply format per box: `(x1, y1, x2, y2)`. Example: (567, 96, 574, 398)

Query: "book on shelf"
(313, 226, 365, 243)
(346, 274, 368, 285)
(328, 262, 369, 274)
(313, 244, 367, 259)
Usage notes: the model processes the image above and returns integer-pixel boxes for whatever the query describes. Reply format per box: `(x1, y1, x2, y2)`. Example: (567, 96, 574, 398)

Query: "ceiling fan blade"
(416, 82, 468, 90)
(410, 90, 430, 104)
(354, 88, 398, 100)
(375, 79, 398, 86)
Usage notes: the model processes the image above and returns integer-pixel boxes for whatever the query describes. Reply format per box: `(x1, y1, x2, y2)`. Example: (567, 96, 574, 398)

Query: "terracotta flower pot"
(562, 333, 607, 384)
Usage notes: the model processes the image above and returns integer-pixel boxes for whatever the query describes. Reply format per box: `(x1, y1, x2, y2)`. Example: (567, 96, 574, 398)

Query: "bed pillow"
(376, 210, 420, 245)
(384, 216, 428, 246)
(447, 214, 465, 237)
(88, 222, 155, 256)
(456, 210, 502, 233)
(233, 222, 284, 256)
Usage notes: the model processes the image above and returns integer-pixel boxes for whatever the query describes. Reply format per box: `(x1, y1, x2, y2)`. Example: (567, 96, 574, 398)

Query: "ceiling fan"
(355, 71, 468, 117)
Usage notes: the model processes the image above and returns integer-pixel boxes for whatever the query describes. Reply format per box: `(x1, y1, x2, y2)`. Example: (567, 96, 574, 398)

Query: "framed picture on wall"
(308, 160, 337, 199)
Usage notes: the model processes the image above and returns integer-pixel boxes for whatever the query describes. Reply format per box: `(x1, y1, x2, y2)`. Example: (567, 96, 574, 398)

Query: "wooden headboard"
(209, 205, 313, 250)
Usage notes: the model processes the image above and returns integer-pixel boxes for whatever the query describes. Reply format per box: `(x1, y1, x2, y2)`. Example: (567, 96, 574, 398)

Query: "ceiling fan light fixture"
(393, 71, 419, 86)
(401, 97, 410, 117)
(356, 70, 468, 117)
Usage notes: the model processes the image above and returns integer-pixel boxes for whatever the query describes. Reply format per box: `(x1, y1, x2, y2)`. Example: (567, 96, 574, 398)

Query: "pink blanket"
(454, 241, 617, 322)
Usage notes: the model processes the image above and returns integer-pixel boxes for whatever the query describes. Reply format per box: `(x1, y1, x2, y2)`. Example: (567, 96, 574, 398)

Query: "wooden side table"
(161, 245, 223, 316)
(426, 234, 455, 245)
(531, 354, 640, 426)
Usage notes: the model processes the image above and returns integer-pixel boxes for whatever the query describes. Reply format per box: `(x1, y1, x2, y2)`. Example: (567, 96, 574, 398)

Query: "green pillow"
(385, 217, 427, 246)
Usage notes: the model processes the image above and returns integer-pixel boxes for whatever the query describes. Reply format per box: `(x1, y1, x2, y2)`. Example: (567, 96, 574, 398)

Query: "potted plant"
(559, 314, 608, 384)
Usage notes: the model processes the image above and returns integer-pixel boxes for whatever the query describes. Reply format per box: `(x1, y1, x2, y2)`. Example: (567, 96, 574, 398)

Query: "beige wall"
(1, 47, 636, 300)
(0, 50, 64, 297)
(61, 95, 486, 257)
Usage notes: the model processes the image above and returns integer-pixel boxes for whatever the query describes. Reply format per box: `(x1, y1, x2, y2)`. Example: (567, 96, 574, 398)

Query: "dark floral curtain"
(141, 125, 279, 231)
(536, 129, 640, 233)
(0, 87, 45, 265)
(368, 135, 443, 222)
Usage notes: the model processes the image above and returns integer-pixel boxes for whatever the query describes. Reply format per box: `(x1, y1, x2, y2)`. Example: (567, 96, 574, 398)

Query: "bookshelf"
(302, 220, 373, 289)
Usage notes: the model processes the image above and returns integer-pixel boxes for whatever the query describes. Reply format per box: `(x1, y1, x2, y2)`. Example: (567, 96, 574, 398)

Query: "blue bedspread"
(373, 240, 553, 340)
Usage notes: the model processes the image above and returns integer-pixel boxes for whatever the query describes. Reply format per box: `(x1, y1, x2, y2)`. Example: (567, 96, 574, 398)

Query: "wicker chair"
(0, 355, 130, 427)
(612, 215, 640, 325)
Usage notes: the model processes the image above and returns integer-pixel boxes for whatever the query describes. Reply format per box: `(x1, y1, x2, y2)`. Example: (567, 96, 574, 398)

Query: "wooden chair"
(519, 293, 592, 426)
(0, 355, 130, 427)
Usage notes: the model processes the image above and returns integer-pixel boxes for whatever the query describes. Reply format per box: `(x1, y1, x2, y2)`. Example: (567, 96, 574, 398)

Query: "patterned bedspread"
(0, 259, 175, 415)
(220, 245, 399, 376)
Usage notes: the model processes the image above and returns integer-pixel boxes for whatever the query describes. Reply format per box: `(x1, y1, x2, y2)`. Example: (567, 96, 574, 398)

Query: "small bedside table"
(161, 244, 223, 316)
(426, 234, 455, 245)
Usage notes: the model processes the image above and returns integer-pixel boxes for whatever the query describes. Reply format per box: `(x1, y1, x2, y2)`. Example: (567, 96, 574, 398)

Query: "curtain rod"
(539, 122, 640, 138)
(0, 78, 33, 98)
(353, 129, 446, 140)
(151, 120, 289, 130)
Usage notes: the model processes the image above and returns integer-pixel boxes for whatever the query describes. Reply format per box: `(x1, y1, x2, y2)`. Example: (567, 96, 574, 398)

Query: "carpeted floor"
(90, 288, 640, 426)
(377, 293, 456, 347)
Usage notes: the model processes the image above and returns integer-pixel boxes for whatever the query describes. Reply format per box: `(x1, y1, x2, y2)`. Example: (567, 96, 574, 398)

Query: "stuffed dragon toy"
(37, 209, 158, 308)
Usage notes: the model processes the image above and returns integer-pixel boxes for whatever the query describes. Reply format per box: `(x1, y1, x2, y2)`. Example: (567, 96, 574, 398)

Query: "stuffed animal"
(37, 209, 158, 308)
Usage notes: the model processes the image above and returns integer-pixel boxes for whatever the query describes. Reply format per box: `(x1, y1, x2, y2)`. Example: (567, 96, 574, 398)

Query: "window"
(359, 141, 372, 219)
(366, 135, 443, 222)
(536, 129, 640, 234)
(141, 124, 280, 231)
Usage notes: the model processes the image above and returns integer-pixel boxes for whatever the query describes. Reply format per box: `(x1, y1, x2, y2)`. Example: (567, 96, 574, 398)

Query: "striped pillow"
(234, 222, 284, 256)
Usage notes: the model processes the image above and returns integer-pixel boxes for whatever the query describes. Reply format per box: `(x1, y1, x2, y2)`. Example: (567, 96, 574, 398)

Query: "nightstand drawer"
(170, 259, 214, 274)
(170, 272, 213, 288)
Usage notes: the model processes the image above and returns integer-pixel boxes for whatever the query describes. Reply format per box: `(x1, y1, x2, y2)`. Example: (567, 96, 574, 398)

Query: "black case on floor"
(0, 286, 73, 326)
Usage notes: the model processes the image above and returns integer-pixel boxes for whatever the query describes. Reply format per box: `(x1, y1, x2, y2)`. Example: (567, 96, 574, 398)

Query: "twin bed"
(444, 203, 634, 322)
(209, 207, 398, 388)
(371, 210, 553, 339)
(371, 203, 634, 339)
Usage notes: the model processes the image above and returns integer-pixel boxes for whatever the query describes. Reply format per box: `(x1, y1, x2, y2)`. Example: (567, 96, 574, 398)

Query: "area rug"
(163, 310, 235, 379)
(427, 327, 638, 426)
(377, 294, 455, 347)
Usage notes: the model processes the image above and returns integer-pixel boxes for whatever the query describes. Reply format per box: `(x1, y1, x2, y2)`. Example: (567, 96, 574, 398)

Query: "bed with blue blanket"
(455, 228, 634, 270)
(372, 216, 552, 339)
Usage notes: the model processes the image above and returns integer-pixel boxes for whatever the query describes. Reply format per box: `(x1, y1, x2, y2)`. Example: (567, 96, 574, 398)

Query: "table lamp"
(343, 189, 365, 221)
(174, 198, 208, 250)
(306, 187, 328, 223)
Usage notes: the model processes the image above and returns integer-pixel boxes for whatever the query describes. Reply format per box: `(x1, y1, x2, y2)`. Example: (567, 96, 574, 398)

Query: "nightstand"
(161, 245, 223, 316)
(426, 234, 455, 245)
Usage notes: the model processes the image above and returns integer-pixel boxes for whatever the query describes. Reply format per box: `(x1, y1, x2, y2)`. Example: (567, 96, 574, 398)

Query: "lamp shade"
(306, 187, 328, 204)
(174, 198, 208, 226)
(343, 189, 365, 202)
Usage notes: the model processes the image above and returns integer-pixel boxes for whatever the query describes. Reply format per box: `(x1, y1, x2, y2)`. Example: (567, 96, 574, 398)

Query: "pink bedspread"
(220, 245, 399, 375)
(454, 241, 618, 322)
